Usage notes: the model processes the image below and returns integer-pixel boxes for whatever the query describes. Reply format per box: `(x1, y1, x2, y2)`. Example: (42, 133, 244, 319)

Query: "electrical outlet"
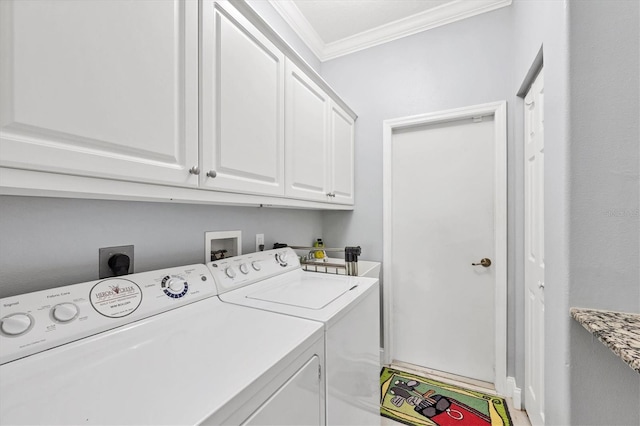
(255, 234, 264, 252)
(99, 245, 134, 279)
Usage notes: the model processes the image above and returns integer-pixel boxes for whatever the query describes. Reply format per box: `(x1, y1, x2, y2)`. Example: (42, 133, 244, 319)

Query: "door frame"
(382, 101, 508, 394)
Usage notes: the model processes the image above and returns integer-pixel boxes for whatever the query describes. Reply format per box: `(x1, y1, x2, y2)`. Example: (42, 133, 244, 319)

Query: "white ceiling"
(293, 0, 452, 44)
(269, 0, 512, 61)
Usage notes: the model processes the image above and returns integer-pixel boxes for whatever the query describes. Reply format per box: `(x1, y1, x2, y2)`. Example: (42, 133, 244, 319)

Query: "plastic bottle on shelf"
(313, 238, 325, 259)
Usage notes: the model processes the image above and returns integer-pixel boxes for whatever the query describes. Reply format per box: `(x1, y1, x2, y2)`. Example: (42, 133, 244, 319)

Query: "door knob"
(472, 258, 492, 267)
(188, 166, 200, 175)
(206, 170, 217, 178)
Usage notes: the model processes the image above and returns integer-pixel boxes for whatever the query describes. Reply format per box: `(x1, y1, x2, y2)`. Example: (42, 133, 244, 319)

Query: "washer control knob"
(239, 263, 249, 275)
(1, 313, 33, 336)
(251, 261, 262, 271)
(225, 267, 236, 279)
(275, 251, 288, 266)
(52, 303, 79, 323)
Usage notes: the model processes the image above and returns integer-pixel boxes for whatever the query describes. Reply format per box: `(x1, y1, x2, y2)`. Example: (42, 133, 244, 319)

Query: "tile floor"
(379, 363, 531, 426)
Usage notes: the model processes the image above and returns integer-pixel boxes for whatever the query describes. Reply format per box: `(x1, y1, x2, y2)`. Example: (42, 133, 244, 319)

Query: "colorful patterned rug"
(381, 367, 512, 426)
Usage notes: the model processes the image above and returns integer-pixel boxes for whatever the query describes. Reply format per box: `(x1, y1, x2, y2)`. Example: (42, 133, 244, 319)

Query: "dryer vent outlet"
(99, 245, 134, 279)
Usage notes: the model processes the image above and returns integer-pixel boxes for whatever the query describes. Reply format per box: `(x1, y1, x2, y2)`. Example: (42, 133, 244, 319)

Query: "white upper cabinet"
(329, 102, 355, 205)
(200, 1, 285, 196)
(0, 0, 199, 187)
(0, 0, 355, 208)
(284, 59, 354, 205)
(284, 59, 329, 202)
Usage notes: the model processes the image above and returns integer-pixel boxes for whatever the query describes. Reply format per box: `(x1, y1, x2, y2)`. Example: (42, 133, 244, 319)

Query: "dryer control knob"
(225, 267, 236, 279)
(162, 275, 189, 298)
(52, 303, 79, 323)
(239, 263, 249, 275)
(167, 278, 185, 293)
(275, 251, 288, 266)
(251, 261, 262, 271)
(1, 313, 33, 336)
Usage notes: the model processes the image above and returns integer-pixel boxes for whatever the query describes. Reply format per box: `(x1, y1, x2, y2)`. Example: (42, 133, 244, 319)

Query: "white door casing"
(524, 70, 545, 426)
(383, 102, 507, 393)
(0, 0, 199, 187)
(200, 0, 285, 196)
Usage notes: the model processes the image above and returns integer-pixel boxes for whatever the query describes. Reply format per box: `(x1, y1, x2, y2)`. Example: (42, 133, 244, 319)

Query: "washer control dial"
(251, 261, 262, 271)
(52, 303, 79, 323)
(1, 313, 33, 336)
(225, 267, 236, 279)
(239, 263, 249, 275)
(275, 251, 288, 267)
(161, 275, 189, 299)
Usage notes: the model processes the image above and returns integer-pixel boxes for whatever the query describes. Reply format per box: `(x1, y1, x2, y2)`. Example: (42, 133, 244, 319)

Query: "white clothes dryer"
(207, 248, 380, 426)
(0, 264, 324, 425)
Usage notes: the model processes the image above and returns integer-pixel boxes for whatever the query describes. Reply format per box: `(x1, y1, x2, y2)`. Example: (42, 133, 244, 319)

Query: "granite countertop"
(570, 308, 640, 373)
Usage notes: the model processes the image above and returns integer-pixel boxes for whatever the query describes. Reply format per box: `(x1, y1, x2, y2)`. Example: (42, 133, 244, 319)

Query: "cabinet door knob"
(189, 166, 200, 175)
(206, 170, 217, 178)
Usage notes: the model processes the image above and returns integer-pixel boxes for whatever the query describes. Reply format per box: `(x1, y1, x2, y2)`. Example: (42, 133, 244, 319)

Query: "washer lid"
(246, 275, 355, 309)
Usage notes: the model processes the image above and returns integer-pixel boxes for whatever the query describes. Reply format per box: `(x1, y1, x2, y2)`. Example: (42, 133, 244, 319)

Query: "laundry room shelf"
(570, 307, 640, 373)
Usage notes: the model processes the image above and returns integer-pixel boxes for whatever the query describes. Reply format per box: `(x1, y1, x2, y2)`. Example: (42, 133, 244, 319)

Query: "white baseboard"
(506, 376, 522, 409)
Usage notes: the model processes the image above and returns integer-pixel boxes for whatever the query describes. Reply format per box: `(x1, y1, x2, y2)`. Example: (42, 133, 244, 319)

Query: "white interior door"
(390, 115, 496, 382)
(524, 69, 545, 426)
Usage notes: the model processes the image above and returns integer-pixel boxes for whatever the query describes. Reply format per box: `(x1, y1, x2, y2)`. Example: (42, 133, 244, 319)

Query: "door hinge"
(318, 365, 322, 380)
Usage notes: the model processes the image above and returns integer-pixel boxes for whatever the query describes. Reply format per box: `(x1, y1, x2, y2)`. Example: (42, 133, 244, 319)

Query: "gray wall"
(0, 196, 322, 297)
(319, 0, 519, 381)
(567, 0, 640, 424)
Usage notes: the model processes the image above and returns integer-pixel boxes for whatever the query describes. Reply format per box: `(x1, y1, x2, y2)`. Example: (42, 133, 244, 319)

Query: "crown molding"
(269, 0, 512, 62)
(268, 0, 326, 60)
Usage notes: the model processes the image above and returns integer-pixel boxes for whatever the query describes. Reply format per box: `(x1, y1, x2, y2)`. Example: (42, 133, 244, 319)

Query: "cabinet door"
(284, 59, 329, 202)
(200, 1, 285, 196)
(0, 0, 199, 187)
(329, 102, 355, 205)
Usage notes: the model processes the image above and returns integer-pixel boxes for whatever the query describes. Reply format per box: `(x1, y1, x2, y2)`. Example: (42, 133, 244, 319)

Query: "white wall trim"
(382, 101, 508, 395)
(269, 0, 512, 61)
(506, 376, 522, 410)
(267, 0, 325, 60)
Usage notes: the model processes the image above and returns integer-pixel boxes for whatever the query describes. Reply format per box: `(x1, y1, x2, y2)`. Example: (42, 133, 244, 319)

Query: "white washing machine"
(0, 264, 325, 425)
(207, 248, 380, 426)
